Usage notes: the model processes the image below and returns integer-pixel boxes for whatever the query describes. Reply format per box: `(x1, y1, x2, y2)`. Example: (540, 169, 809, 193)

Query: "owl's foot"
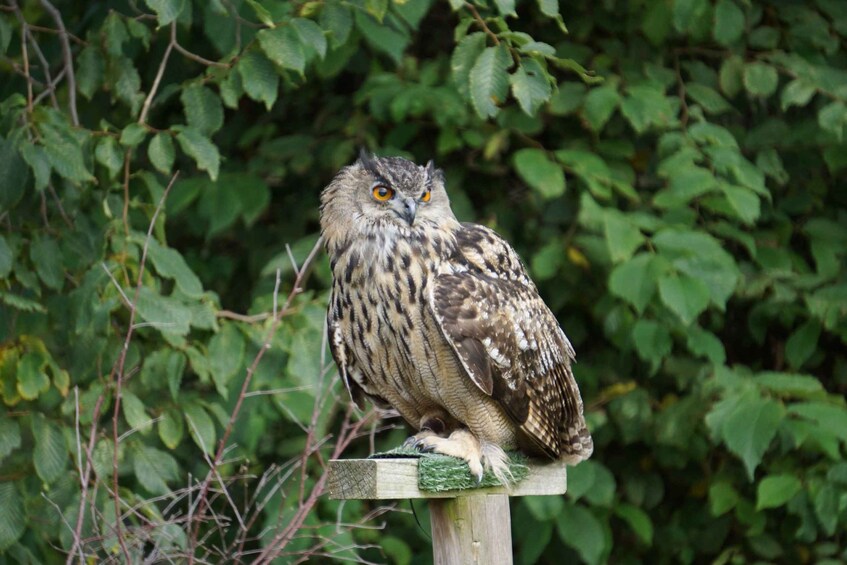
(405, 428, 512, 485)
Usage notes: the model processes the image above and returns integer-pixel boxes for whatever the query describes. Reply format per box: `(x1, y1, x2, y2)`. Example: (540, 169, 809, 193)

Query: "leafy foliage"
(1, 0, 846, 563)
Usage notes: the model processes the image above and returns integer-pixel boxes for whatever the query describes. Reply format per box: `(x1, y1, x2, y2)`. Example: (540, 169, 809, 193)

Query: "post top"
(327, 457, 568, 500)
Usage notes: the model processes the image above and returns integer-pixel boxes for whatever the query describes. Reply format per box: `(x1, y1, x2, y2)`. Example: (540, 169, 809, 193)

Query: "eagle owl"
(321, 152, 592, 482)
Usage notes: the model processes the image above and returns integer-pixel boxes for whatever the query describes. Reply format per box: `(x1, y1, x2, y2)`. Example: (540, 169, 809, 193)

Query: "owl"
(320, 152, 592, 483)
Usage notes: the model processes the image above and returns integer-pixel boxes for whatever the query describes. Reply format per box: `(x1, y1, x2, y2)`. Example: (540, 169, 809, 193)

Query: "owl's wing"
(429, 224, 592, 461)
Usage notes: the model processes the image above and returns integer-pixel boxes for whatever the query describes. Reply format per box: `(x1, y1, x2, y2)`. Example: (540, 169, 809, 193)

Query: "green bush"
(1, 0, 846, 562)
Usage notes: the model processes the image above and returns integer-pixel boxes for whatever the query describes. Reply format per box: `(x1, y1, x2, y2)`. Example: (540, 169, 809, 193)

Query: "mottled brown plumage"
(320, 153, 592, 481)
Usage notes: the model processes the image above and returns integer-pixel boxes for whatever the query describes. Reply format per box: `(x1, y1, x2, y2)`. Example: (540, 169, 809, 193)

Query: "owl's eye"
(372, 185, 394, 201)
(421, 189, 431, 202)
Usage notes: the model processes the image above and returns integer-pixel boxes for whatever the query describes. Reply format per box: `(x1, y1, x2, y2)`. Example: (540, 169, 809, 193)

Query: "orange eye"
(372, 185, 394, 201)
(421, 189, 431, 202)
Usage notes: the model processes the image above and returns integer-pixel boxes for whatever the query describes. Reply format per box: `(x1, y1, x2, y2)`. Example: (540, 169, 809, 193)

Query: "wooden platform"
(327, 457, 567, 499)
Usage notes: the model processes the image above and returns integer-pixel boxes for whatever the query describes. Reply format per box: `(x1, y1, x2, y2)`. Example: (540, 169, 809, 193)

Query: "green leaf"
(713, 0, 744, 46)
(134, 286, 192, 337)
(451, 33, 487, 98)
(780, 79, 816, 110)
(246, 0, 276, 27)
(603, 210, 645, 263)
(122, 391, 152, 435)
(236, 51, 279, 111)
(291, 17, 327, 60)
(0, 16, 11, 56)
(785, 320, 821, 369)
(658, 272, 711, 325)
(609, 253, 665, 313)
(818, 101, 847, 142)
(144, 0, 185, 26)
(743, 62, 779, 97)
(0, 482, 25, 551)
(0, 235, 10, 278)
(510, 58, 552, 117)
(0, 136, 27, 210)
(76, 46, 104, 99)
(719, 55, 744, 97)
(95, 136, 123, 178)
(31, 415, 67, 485)
(756, 372, 824, 398)
(493, 0, 516, 16)
(148, 133, 175, 174)
(686, 83, 732, 114)
(145, 238, 204, 298)
(673, 0, 709, 33)
(0, 418, 21, 462)
(513, 148, 565, 199)
(120, 123, 147, 147)
(184, 402, 216, 454)
(720, 183, 760, 224)
(524, 494, 563, 521)
(632, 319, 672, 368)
(175, 126, 221, 181)
(320, 2, 353, 48)
(706, 389, 784, 479)
(30, 237, 63, 290)
(686, 326, 726, 365)
(355, 11, 409, 65)
(582, 85, 620, 132)
(621, 85, 675, 134)
(364, 0, 388, 21)
(158, 408, 184, 449)
(614, 504, 653, 544)
(181, 84, 224, 135)
(258, 26, 306, 75)
(709, 482, 739, 516)
(655, 165, 718, 208)
(133, 445, 179, 496)
(556, 503, 606, 565)
(208, 323, 245, 399)
(788, 402, 847, 443)
(756, 474, 801, 510)
(469, 46, 511, 119)
(20, 143, 50, 192)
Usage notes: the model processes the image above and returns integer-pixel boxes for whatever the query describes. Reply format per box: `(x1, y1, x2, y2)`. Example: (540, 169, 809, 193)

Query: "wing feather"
(429, 224, 592, 460)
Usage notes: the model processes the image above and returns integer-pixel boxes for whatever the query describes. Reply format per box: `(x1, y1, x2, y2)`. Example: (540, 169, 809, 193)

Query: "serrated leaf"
(658, 272, 711, 325)
(208, 323, 245, 399)
(614, 504, 653, 545)
(604, 210, 645, 263)
(38, 125, 94, 184)
(76, 46, 104, 99)
(134, 286, 192, 336)
(31, 415, 67, 485)
(582, 85, 620, 131)
(713, 0, 744, 46)
(184, 402, 216, 454)
(181, 84, 224, 135)
(556, 503, 606, 565)
(20, 143, 51, 192)
(720, 183, 760, 224)
(451, 33, 487, 98)
(0, 482, 25, 551)
(756, 474, 801, 510)
(621, 85, 675, 133)
(513, 148, 565, 199)
(30, 237, 63, 290)
(609, 253, 665, 313)
(144, 0, 186, 27)
(148, 133, 175, 174)
(95, 136, 123, 178)
(145, 238, 204, 298)
(788, 402, 847, 442)
(686, 83, 732, 114)
(175, 126, 220, 181)
(320, 2, 353, 47)
(292, 17, 327, 60)
(785, 320, 821, 369)
(158, 408, 184, 449)
(0, 418, 21, 462)
(354, 11, 409, 65)
(236, 51, 279, 111)
(120, 123, 147, 147)
(510, 58, 552, 116)
(246, 0, 276, 27)
(122, 391, 152, 435)
(780, 79, 816, 110)
(469, 46, 511, 119)
(133, 445, 179, 495)
(743, 62, 778, 97)
(493, 0, 516, 16)
(258, 26, 306, 75)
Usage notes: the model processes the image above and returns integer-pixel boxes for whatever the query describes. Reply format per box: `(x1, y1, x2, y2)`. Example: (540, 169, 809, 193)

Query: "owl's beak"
(395, 197, 417, 225)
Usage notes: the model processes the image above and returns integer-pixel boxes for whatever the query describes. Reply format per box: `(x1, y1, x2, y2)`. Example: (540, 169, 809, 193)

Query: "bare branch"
(39, 0, 79, 125)
(139, 22, 176, 125)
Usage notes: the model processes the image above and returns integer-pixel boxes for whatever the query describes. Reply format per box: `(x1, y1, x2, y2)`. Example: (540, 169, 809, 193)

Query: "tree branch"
(39, 0, 79, 125)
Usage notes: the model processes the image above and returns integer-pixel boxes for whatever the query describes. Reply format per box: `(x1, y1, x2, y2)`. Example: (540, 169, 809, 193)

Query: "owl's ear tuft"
(357, 148, 380, 177)
(425, 159, 445, 185)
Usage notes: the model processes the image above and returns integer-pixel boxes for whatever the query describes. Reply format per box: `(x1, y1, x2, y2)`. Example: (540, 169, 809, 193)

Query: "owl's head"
(320, 151, 456, 242)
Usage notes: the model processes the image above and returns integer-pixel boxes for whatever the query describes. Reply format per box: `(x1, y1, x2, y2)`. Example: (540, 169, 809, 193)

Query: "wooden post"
(328, 458, 567, 564)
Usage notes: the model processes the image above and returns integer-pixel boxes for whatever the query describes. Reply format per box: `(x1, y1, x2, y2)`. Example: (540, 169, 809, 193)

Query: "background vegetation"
(1, 0, 846, 562)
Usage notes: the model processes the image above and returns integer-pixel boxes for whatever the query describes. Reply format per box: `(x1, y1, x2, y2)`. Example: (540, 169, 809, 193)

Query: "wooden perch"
(328, 458, 567, 564)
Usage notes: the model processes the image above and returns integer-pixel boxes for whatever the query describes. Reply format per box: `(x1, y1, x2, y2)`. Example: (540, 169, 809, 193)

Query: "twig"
(674, 53, 689, 128)
(139, 22, 176, 125)
(7, 1, 33, 112)
(109, 170, 180, 562)
(465, 3, 500, 46)
(122, 149, 131, 236)
(187, 237, 324, 562)
(173, 37, 230, 68)
(39, 0, 79, 125)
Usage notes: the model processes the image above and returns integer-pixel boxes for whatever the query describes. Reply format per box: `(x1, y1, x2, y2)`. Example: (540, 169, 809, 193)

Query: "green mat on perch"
(369, 447, 530, 492)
